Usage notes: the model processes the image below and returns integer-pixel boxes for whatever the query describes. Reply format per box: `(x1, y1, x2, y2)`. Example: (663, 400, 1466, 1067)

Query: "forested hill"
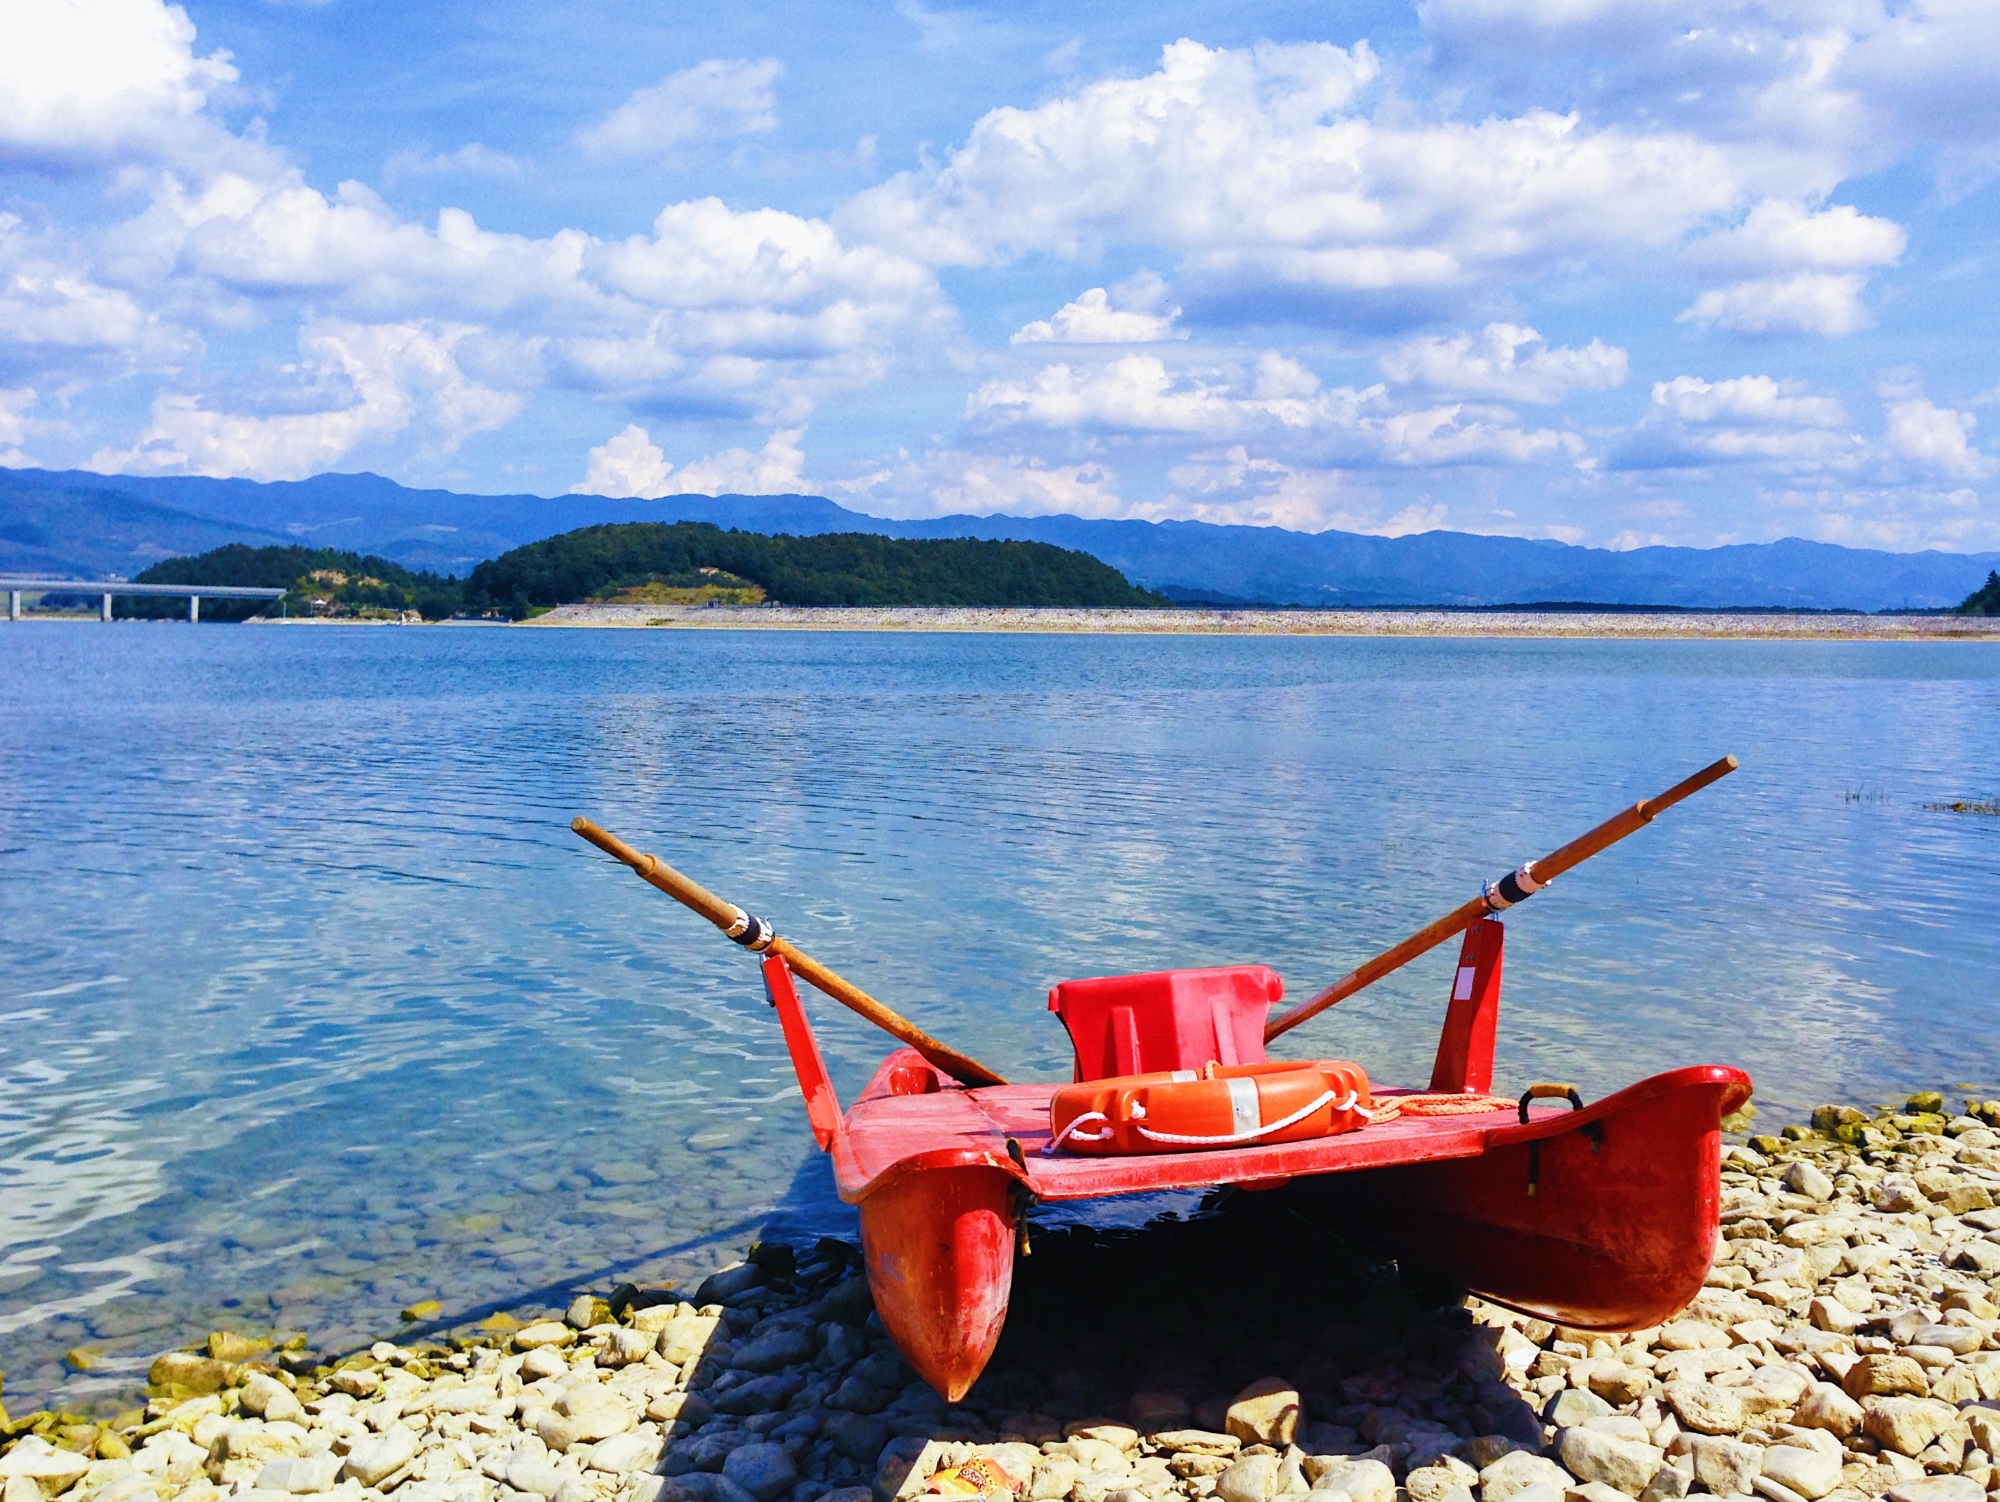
(466, 523, 1166, 613)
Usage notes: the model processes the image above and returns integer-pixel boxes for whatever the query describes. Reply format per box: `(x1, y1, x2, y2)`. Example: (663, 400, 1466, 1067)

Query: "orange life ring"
(1046, 1059, 1374, 1156)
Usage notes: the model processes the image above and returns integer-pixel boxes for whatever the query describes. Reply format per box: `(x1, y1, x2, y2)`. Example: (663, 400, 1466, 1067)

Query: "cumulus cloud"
(841, 37, 1776, 318)
(1380, 323, 1626, 403)
(579, 59, 784, 156)
(1680, 275, 1875, 337)
(1680, 201, 1906, 336)
(87, 321, 521, 480)
(573, 424, 810, 497)
(0, 0, 244, 169)
(0, 232, 160, 360)
(923, 453, 1128, 518)
(1012, 274, 1184, 344)
(1882, 395, 1985, 479)
(967, 350, 1576, 468)
(1611, 375, 1860, 469)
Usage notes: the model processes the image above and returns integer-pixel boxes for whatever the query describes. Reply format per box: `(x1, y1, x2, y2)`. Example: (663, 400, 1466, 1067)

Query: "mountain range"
(3, 465, 1995, 612)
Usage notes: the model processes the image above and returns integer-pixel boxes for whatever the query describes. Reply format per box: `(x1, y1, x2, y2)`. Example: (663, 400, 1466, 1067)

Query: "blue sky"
(2, 0, 1998, 550)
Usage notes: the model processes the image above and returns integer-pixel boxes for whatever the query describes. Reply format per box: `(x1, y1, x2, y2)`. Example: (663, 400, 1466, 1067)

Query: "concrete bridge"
(2, 576, 288, 622)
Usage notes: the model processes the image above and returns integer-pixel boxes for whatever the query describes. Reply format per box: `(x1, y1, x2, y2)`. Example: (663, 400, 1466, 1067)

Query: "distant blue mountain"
(4, 465, 1995, 611)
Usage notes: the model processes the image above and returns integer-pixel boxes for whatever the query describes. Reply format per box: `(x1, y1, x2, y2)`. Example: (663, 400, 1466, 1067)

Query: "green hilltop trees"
(114, 523, 1168, 620)
(465, 522, 1167, 616)
(127, 544, 463, 620)
(1959, 570, 2000, 616)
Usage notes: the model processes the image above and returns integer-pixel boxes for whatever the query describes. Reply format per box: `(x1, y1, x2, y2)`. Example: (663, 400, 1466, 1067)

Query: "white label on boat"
(1227, 1076, 1259, 1135)
(1453, 965, 1477, 1001)
(1169, 1070, 1197, 1082)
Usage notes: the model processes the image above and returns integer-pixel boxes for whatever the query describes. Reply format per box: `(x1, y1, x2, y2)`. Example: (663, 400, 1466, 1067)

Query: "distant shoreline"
(9, 606, 1996, 638)
(522, 603, 2000, 640)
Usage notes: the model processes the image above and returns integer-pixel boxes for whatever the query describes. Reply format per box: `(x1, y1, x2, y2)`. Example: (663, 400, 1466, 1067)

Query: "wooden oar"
(571, 818, 1008, 1087)
(1264, 755, 1739, 1044)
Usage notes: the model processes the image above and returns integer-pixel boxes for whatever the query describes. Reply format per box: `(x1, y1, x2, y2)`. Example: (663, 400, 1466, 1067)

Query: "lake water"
(2, 623, 1997, 1413)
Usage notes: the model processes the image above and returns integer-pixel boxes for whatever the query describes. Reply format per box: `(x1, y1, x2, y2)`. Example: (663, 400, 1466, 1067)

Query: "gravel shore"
(521, 606, 2000, 641)
(10, 1093, 2000, 1502)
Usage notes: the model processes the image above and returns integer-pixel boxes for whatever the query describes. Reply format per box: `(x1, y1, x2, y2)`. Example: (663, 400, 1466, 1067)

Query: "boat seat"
(1047, 964, 1283, 1082)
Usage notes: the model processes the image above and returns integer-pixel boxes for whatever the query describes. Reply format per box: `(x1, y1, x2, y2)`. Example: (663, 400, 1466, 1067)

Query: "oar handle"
(1264, 755, 1738, 1043)
(571, 818, 1008, 1087)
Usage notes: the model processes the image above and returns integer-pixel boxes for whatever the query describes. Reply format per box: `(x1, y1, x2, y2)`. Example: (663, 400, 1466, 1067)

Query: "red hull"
(758, 925, 1750, 1398)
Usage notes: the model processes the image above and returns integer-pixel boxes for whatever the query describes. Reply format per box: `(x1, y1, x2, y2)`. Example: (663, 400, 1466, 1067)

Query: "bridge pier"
(8, 590, 17, 621)
(102, 593, 113, 622)
(190, 595, 200, 623)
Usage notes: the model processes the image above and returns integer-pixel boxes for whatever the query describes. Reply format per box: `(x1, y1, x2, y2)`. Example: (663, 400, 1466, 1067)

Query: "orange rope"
(1394, 1092, 1513, 1116)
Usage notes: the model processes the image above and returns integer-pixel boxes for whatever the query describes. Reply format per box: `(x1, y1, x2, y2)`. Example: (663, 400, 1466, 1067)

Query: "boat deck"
(825, 1051, 1735, 1204)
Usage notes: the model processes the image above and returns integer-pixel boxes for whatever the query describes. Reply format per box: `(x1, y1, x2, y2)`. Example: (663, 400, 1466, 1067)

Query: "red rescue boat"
(763, 916, 1752, 1402)
(571, 756, 1751, 1405)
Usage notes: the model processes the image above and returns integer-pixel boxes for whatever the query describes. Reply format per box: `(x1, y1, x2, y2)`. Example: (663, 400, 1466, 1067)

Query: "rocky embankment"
(522, 605, 2000, 640)
(8, 1094, 2000, 1502)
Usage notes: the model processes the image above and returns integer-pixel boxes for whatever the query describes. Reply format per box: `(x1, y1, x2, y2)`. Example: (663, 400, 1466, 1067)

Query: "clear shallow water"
(1, 624, 1996, 1411)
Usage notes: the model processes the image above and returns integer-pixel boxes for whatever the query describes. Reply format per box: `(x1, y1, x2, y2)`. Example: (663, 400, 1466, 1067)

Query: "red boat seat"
(1047, 965, 1283, 1082)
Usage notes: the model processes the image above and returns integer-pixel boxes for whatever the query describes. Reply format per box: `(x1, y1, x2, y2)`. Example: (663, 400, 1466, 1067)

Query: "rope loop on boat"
(1044, 1111, 1114, 1154)
(724, 905, 776, 951)
(1483, 860, 1545, 912)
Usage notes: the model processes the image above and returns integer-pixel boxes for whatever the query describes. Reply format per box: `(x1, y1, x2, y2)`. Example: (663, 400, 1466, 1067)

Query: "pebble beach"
(11, 1095, 2000, 1502)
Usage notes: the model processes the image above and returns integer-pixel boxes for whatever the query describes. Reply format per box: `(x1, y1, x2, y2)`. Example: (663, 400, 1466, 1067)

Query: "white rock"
(1479, 1453, 1572, 1502)
(1756, 1444, 1840, 1501)
(520, 1348, 568, 1382)
(240, 1374, 307, 1426)
(0, 1441, 93, 1497)
(1302, 1460, 1393, 1502)
(581, 1432, 661, 1476)
(1215, 1454, 1281, 1502)
(255, 1455, 345, 1494)
(598, 1329, 655, 1368)
(1683, 1437, 1762, 1497)
(1884, 1479, 1985, 1502)
(1557, 1430, 1665, 1498)
(343, 1426, 421, 1488)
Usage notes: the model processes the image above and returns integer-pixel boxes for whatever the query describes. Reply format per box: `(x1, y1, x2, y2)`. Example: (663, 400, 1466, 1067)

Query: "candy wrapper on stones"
(928, 1457, 1020, 1496)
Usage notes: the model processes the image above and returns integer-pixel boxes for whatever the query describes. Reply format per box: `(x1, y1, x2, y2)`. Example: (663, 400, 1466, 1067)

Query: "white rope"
(1131, 1088, 1353, 1147)
(1043, 1111, 1114, 1155)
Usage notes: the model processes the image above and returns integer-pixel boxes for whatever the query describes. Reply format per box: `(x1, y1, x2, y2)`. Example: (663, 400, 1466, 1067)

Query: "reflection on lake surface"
(1, 625, 1996, 1409)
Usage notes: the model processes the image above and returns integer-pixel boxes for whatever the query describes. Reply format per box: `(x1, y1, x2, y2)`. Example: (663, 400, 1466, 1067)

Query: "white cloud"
(1612, 374, 1861, 469)
(86, 321, 521, 481)
(967, 350, 1576, 469)
(573, 424, 811, 498)
(1687, 200, 1907, 274)
(1679, 274, 1874, 337)
(79, 164, 943, 428)
(1651, 375, 1848, 430)
(0, 387, 35, 465)
(1883, 396, 1984, 479)
(0, 260, 152, 354)
(841, 38, 1776, 315)
(967, 352, 1347, 438)
(1680, 201, 1905, 337)
(0, 0, 242, 168)
(1380, 322, 1626, 403)
(579, 59, 784, 157)
(1161, 446, 1385, 531)
(1011, 274, 1184, 344)
(575, 424, 673, 498)
(926, 454, 1128, 518)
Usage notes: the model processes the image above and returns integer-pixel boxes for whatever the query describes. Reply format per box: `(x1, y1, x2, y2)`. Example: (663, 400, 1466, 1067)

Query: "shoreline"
(7, 609, 1996, 640)
(520, 606, 2000, 641)
(10, 1093, 2000, 1502)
